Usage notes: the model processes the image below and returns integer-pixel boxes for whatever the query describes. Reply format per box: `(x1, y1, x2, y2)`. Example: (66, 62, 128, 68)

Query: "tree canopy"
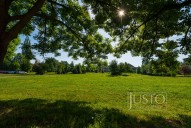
(0, 0, 191, 69)
(84, 0, 191, 58)
(0, 0, 112, 68)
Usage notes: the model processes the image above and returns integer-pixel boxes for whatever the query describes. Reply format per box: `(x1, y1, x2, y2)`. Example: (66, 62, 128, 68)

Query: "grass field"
(0, 73, 191, 128)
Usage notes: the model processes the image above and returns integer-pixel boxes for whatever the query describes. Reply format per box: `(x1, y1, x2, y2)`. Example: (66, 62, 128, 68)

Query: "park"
(0, 0, 191, 128)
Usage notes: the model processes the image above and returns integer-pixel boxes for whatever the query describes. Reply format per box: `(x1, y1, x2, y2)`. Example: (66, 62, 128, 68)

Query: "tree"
(69, 61, 74, 72)
(180, 65, 191, 76)
(85, 0, 191, 59)
(76, 64, 82, 74)
(9, 61, 20, 70)
(118, 62, 126, 73)
(8, 53, 23, 70)
(56, 63, 65, 74)
(140, 40, 180, 76)
(183, 55, 191, 65)
(72, 64, 82, 74)
(141, 58, 153, 75)
(20, 59, 32, 72)
(45, 57, 59, 72)
(32, 61, 46, 75)
(81, 64, 86, 74)
(2, 37, 21, 69)
(21, 36, 35, 60)
(136, 67, 141, 74)
(109, 60, 121, 76)
(1, 0, 191, 67)
(0, 0, 112, 67)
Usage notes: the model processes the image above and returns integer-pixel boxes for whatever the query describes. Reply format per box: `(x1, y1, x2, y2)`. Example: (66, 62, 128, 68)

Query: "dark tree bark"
(0, 41, 8, 69)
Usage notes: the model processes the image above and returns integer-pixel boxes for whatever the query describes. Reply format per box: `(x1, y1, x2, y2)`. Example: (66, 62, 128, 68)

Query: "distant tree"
(141, 41, 179, 76)
(119, 63, 126, 73)
(183, 55, 191, 65)
(136, 67, 141, 74)
(180, 65, 191, 76)
(76, 64, 82, 74)
(141, 58, 153, 75)
(32, 61, 46, 75)
(9, 53, 23, 70)
(72, 67, 78, 74)
(20, 59, 32, 72)
(56, 63, 65, 74)
(97, 60, 108, 73)
(21, 37, 35, 60)
(102, 60, 109, 73)
(109, 60, 121, 75)
(69, 62, 75, 72)
(9, 61, 20, 70)
(81, 64, 87, 74)
(45, 58, 59, 72)
(72, 64, 84, 74)
(63, 61, 70, 73)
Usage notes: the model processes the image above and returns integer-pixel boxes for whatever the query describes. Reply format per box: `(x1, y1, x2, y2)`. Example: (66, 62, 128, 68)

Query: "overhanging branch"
(35, 13, 82, 41)
(4, 0, 46, 43)
(8, 14, 26, 21)
(118, 0, 191, 51)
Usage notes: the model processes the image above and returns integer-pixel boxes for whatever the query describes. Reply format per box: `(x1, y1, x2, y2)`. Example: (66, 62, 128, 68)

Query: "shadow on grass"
(0, 98, 190, 128)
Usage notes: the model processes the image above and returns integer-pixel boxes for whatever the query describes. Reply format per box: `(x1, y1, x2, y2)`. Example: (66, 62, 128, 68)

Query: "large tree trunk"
(0, 52, 7, 70)
(0, 40, 8, 69)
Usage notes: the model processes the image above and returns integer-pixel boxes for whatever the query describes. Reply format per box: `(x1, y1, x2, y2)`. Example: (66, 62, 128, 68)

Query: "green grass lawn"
(0, 73, 191, 128)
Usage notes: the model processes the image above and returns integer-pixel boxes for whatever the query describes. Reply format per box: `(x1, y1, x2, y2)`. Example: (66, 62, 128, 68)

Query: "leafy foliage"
(109, 60, 122, 76)
(4, 37, 21, 61)
(32, 61, 46, 75)
(84, 0, 191, 59)
(45, 57, 59, 72)
(179, 65, 191, 76)
(21, 37, 35, 60)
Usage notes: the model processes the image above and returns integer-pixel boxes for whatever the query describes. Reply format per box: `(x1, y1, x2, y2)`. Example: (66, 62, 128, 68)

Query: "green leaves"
(86, 0, 191, 58)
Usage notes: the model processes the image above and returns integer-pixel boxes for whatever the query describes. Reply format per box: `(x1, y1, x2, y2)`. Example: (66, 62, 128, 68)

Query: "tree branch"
(8, 14, 26, 21)
(35, 13, 82, 41)
(4, 0, 46, 43)
(95, 0, 117, 9)
(118, 0, 191, 51)
(47, 0, 68, 9)
(184, 25, 191, 45)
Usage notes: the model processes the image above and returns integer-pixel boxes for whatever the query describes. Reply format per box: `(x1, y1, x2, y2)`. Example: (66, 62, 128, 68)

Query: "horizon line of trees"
(2, 36, 191, 76)
(2, 53, 191, 76)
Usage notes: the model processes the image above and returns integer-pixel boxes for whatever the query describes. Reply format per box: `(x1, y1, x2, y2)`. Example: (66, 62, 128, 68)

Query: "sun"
(118, 10, 125, 16)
